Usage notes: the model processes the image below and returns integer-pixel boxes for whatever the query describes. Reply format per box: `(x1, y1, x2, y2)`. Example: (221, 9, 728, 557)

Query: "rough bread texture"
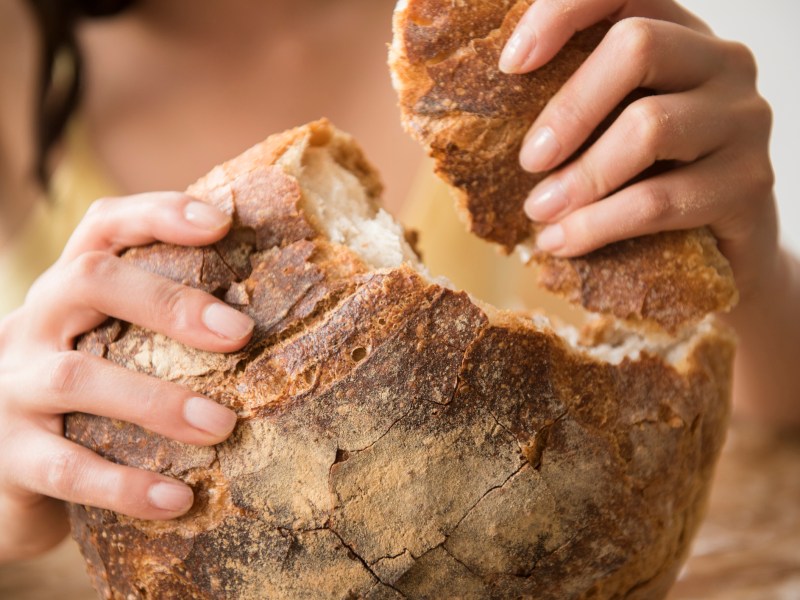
(389, 0, 738, 333)
(66, 120, 734, 599)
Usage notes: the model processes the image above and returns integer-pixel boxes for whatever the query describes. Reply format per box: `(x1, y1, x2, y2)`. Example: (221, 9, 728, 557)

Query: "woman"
(0, 0, 797, 573)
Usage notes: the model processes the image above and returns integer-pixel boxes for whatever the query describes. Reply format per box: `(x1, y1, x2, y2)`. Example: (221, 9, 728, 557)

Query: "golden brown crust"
(537, 229, 739, 333)
(66, 121, 734, 598)
(390, 0, 738, 332)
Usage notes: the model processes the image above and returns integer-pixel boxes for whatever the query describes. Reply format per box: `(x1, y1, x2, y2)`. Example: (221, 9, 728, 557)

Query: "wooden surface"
(668, 420, 800, 599)
(1, 420, 798, 599)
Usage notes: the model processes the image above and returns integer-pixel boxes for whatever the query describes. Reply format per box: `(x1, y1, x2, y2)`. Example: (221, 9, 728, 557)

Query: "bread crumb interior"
(281, 146, 423, 271)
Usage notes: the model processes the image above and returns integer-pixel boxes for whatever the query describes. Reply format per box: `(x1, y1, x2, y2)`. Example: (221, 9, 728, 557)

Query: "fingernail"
(148, 481, 194, 513)
(184, 397, 238, 437)
(525, 180, 568, 222)
(521, 127, 561, 173)
(202, 303, 254, 341)
(537, 224, 566, 253)
(184, 201, 230, 231)
(499, 24, 536, 74)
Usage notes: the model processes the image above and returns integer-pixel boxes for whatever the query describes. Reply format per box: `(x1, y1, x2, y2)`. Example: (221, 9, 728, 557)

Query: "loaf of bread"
(66, 120, 734, 599)
(389, 0, 738, 333)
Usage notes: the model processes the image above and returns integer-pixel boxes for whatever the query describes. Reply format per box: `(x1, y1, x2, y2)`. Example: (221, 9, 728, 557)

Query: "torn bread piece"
(389, 0, 738, 334)
(66, 120, 733, 599)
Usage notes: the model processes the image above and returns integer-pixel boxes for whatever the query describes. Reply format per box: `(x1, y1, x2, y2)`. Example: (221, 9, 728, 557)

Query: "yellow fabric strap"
(0, 120, 118, 316)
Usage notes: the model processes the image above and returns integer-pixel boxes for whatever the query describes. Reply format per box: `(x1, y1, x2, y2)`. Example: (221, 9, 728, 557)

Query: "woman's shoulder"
(0, 0, 39, 236)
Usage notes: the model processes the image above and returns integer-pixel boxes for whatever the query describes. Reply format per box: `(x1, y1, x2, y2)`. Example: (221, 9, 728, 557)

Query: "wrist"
(724, 246, 800, 428)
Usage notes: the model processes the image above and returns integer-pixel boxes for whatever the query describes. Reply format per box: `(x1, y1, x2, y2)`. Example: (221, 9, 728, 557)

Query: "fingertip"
(147, 480, 194, 517)
(499, 23, 537, 74)
(536, 224, 566, 254)
(201, 303, 255, 344)
(183, 397, 238, 442)
(525, 179, 568, 222)
(520, 126, 562, 173)
(183, 200, 232, 235)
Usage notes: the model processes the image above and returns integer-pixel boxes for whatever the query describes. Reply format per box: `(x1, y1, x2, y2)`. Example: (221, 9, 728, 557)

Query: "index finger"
(499, 0, 710, 74)
(59, 192, 232, 264)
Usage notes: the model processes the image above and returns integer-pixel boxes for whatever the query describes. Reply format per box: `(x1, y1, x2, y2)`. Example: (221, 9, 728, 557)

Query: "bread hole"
(350, 347, 368, 362)
(283, 126, 694, 368)
(378, 317, 387, 326)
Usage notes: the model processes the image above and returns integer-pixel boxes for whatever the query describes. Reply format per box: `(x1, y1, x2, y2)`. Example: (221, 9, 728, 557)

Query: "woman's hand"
(500, 0, 800, 426)
(500, 0, 779, 302)
(0, 192, 254, 562)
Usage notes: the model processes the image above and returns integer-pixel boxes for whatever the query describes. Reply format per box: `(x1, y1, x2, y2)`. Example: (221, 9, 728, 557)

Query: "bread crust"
(66, 120, 734, 599)
(390, 0, 738, 333)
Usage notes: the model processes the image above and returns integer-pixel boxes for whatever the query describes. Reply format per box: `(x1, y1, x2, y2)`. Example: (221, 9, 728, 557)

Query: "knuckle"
(637, 184, 671, 224)
(628, 98, 669, 155)
(611, 18, 656, 62)
(46, 351, 88, 397)
(70, 251, 113, 284)
(152, 282, 193, 332)
(571, 159, 606, 201)
(748, 96, 774, 133)
(43, 449, 85, 499)
(85, 197, 115, 219)
(548, 99, 592, 135)
(137, 381, 168, 429)
(723, 41, 758, 80)
(748, 158, 776, 198)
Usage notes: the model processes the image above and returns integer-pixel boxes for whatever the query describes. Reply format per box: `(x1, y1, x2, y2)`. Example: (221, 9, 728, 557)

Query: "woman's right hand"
(0, 192, 254, 562)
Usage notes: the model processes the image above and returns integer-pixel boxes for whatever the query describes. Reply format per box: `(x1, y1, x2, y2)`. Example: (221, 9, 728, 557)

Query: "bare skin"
(0, 0, 797, 564)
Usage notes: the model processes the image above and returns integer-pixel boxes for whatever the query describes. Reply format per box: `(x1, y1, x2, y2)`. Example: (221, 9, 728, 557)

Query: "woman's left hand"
(500, 0, 779, 302)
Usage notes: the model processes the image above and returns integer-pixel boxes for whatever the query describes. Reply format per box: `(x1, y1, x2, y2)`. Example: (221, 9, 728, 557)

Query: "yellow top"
(0, 121, 119, 316)
(0, 120, 560, 318)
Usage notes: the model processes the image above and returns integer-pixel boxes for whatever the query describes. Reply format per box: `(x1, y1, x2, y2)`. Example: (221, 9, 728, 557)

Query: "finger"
(9, 431, 195, 520)
(28, 252, 253, 351)
(524, 90, 734, 223)
(19, 351, 237, 445)
(520, 19, 726, 172)
(534, 149, 773, 257)
(500, 0, 708, 74)
(60, 192, 231, 263)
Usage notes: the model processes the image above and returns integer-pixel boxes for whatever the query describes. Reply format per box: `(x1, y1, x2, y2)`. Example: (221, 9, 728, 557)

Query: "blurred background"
(682, 0, 800, 253)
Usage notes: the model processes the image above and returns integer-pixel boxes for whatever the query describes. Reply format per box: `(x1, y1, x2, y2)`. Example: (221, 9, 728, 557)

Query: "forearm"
(725, 247, 800, 428)
(0, 493, 69, 563)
